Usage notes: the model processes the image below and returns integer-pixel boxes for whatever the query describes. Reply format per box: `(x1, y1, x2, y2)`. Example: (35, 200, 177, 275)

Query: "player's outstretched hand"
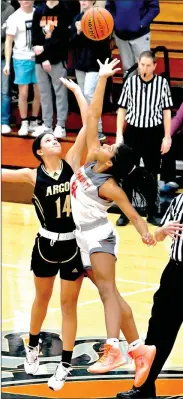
(142, 232, 157, 246)
(60, 77, 81, 93)
(97, 58, 121, 78)
(161, 220, 183, 239)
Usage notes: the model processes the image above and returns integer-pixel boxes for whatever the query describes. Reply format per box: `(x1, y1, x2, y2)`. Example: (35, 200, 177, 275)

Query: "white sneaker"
(24, 344, 39, 375)
(54, 125, 66, 138)
(31, 124, 53, 137)
(2, 124, 11, 134)
(48, 362, 72, 391)
(18, 120, 29, 136)
(98, 132, 106, 142)
(29, 120, 39, 133)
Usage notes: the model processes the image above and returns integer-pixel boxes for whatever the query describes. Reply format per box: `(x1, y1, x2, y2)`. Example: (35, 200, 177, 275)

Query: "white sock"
(106, 338, 119, 348)
(128, 339, 142, 352)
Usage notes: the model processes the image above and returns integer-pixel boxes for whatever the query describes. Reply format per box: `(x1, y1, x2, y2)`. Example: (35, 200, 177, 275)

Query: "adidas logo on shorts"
(72, 268, 78, 273)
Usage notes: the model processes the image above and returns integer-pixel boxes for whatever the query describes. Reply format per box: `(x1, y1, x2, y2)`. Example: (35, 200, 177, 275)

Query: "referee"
(117, 193, 183, 398)
(116, 50, 173, 227)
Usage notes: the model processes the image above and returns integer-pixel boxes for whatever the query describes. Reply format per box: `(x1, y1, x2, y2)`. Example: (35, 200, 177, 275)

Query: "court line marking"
(2, 263, 158, 287)
(2, 262, 158, 324)
(2, 374, 183, 386)
(2, 263, 25, 270)
(116, 278, 158, 287)
(60, 287, 156, 308)
(2, 318, 17, 323)
(2, 287, 156, 323)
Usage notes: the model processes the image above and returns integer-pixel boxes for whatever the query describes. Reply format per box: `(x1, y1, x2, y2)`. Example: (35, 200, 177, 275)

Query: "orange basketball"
(81, 7, 114, 41)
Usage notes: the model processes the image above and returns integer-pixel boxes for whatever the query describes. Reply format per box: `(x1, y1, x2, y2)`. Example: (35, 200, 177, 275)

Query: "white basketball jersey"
(70, 162, 113, 229)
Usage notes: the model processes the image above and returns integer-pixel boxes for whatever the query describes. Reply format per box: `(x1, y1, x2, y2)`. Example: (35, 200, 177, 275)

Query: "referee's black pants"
(140, 258, 183, 393)
(121, 123, 164, 216)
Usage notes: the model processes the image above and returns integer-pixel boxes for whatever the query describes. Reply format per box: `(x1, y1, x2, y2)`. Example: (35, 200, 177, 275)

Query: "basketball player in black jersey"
(2, 79, 89, 388)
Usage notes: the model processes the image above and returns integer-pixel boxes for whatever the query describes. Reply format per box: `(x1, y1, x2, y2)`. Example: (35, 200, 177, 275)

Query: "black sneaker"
(146, 215, 161, 226)
(116, 387, 156, 398)
(98, 132, 106, 141)
(116, 214, 129, 226)
(160, 181, 179, 194)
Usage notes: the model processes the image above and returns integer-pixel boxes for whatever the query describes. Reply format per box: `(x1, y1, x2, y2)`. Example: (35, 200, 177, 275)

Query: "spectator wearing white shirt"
(4, 0, 40, 136)
(1, 0, 15, 134)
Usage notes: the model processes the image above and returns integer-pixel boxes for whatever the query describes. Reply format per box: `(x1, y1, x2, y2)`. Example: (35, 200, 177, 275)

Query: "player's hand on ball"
(142, 232, 156, 246)
(97, 58, 121, 78)
(60, 77, 81, 93)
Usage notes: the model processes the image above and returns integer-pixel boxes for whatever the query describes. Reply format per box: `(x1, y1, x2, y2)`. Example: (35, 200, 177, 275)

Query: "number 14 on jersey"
(55, 195, 71, 218)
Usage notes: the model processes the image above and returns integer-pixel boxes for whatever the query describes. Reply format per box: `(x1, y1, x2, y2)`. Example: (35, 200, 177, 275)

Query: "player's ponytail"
(108, 144, 157, 198)
(109, 144, 136, 183)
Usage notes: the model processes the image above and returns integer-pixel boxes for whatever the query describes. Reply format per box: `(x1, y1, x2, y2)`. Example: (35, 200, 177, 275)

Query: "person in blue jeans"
(70, 0, 111, 142)
(1, 0, 15, 134)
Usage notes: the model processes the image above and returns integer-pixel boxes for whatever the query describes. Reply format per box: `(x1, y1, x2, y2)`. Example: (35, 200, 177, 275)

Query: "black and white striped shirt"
(161, 194, 183, 263)
(118, 75, 173, 128)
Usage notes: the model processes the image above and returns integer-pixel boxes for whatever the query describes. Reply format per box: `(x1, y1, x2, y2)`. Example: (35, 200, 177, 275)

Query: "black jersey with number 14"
(32, 160, 76, 233)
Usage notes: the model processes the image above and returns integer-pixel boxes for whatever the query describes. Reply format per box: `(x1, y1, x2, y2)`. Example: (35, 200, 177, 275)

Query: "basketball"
(81, 7, 114, 41)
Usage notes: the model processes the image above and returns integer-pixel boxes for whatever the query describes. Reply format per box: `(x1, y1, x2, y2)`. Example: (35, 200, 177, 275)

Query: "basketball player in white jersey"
(62, 59, 157, 386)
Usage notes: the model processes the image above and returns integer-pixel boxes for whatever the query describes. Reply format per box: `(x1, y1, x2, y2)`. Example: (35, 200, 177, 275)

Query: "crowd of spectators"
(2, 0, 160, 137)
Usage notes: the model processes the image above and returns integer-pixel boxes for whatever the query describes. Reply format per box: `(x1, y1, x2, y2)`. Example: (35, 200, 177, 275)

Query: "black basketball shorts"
(30, 234, 85, 281)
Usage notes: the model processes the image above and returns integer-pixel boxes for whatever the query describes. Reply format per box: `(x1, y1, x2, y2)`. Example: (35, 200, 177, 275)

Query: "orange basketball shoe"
(129, 344, 156, 387)
(87, 344, 126, 374)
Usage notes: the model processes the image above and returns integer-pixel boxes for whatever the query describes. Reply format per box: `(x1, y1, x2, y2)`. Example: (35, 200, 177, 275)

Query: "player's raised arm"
(2, 168, 36, 185)
(61, 78, 89, 172)
(86, 58, 121, 161)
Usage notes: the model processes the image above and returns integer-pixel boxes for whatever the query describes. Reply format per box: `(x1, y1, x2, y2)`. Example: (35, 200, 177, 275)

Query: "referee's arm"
(116, 108, 126, 144)
(161, 80, 173, 154)
(163, 109, 171, 139)
(155, 197, 178, 242)
(116, 80, 129, 144)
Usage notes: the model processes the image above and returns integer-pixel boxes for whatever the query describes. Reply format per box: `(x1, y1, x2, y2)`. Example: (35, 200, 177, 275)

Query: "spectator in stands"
(31, 0, 69, 138)
(10, 0, 20, 11)
(65, 0, 80, 25)
(116, 50, 173, 227)
(4, 0, 40, 136)
(160, 102, 183, 193)
(1, 0, 15, 134)
(94, 0, 105, 6)
(70, 0, 111, 141)
(105, 0, 160, 77)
